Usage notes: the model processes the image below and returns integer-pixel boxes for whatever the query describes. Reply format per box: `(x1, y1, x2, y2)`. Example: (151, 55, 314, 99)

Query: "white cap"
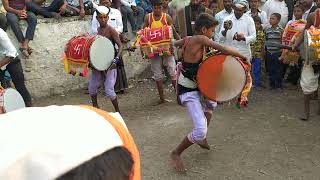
(96, 5, 110, 15)
(0, 105, 125, 180)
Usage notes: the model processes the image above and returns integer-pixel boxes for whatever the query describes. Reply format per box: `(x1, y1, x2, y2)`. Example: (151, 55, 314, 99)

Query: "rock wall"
(6, 16, 148, 98)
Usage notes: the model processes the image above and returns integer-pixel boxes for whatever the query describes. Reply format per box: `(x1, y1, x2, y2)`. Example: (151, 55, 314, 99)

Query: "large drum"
(135, 25, 173, 59)
(197, 54, 248, 102)
(0, 88, 25, 114)
(64, 34, 115, 77)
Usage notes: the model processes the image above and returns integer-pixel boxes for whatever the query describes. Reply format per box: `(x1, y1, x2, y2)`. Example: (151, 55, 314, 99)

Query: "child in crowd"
(137, 0, 152, 13)
(251, 16, 265, 89)
(209, 0, 218, 17)
(143, 0, 180, 104)
(281, 4, 305, 86)
(171, 13, 246, 172)
(88, 6, 123, 112)
(264, 13, 284, 90)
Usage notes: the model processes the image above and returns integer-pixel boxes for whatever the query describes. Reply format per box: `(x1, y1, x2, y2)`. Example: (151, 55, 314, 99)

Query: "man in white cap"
(219, 0, 255, 108)
(0, 105, 141, 180)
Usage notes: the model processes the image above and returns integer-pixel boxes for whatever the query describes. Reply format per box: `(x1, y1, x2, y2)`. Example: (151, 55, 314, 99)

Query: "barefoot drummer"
(88, 6, 123, 112)
(171, 13, 246, 172)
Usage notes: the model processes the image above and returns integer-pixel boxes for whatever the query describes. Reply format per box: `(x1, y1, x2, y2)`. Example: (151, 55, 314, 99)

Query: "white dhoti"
(300, 63, 320, 94)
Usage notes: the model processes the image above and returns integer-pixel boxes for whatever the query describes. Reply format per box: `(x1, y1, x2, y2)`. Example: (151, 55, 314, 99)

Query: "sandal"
(27, 47, 34, 55)
(19, 48, 29, 57)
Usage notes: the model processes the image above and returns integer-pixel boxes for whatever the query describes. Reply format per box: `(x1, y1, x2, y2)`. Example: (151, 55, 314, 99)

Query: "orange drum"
(63, 34, 115, 77)
(197, 54, 248, 102)
(135, 25, 173, 59)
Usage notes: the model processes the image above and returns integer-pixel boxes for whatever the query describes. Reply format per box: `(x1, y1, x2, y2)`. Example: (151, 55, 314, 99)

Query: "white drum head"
(216, 56, 246, 101)
(3, 88, 25, 113)
(90, 36, 115, 71)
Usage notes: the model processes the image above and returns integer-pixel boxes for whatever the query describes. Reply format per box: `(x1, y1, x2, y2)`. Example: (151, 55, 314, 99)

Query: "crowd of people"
(0, 0, 320, 178)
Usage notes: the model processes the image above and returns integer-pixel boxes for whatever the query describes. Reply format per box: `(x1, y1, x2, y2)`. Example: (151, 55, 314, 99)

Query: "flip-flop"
(27, 47, 34, 55)
(19, 48, 29, 57)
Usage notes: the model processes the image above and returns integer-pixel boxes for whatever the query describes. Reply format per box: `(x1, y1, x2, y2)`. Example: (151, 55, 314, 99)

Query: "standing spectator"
(120, 0, 144, 33)
(220, 1, 256, 62)
(91, 0, 123, 34)
(285, 0, 294, 20)
(214, 0, 233, 42)
(112, 0, 121, 9)
(26, 0, 66, 18)
(181, 0, 211, 37)
(246, 0, 268, 29)
(136, 0, 152, 13)
(0, 28, 32, 107)
(220, 0, 255, 107)
(251, 16, 265, 89)
(208, 0, 218, 17)
(262, 0, 288, 28)
(3, 0, 37, 57)
(301, 0, 317, 20)
(264, 13, 284, 89)
(162, 0, 178, 31)
(0, 1, 7, 30)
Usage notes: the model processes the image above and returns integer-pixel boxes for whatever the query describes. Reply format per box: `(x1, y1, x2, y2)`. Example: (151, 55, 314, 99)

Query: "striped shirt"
(264, 25, 283, 54)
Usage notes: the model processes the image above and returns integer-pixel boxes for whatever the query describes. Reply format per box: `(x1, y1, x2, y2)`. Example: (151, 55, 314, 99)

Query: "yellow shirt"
(150, 13, 168, 29)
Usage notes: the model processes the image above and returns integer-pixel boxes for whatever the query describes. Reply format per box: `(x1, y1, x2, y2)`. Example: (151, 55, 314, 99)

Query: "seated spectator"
(247, 0, 268, 29)
(121, 0, 144, 33)
(3, 0, 37, 57)
(0, 105, 141, 180)
(64, 0, 91, 17)
(137, 0, 152, 13)
(0, 1, 7, 30)
(26, 0, 66, 18)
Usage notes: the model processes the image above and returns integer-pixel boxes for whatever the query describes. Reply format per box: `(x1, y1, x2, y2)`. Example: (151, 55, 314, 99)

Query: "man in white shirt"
(0, 28, 32, 107)
(91, 0, 123, 34)
(262, 0, 289, 28)
(214, 0, 233, 42)
(121, 0, 144, 33)
(246, 0, 268, 29)
(219, 1, 256, 61)
(219, 0, 255, 108)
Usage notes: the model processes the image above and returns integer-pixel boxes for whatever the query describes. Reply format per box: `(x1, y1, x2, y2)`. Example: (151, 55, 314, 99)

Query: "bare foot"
(197, 139, 211, 150)
(170, 151, 186, 172)
(153, 99, 170, 106)
(300, 114, 309, 121)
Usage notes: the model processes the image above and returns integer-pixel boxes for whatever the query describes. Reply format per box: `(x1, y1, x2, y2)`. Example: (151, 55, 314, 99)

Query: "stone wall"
(6, 16, 148, 98)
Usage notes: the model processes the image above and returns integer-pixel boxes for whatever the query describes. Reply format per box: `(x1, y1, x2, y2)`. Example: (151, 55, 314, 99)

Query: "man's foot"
(300, 114, 309, 121)
(197, 139, 210, 150)
(170, 151, 186, 172)
(19, 48, 29, 57)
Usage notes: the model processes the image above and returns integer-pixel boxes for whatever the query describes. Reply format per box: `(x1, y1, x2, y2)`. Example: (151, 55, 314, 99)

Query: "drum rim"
(3, 88, 26, 113)
(89, 36, 115, 71)
(197, 54, 247, 102)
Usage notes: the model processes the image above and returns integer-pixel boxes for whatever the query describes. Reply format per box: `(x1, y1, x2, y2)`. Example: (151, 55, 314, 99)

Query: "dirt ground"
(34, 76, 320, 180)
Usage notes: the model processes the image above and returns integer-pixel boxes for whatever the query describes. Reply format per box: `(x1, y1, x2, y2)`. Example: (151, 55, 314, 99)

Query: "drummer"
(91, 0, 128, 94)
(143, 0, 180, 104)
(293, 0, 320, 121)
(171, 13, 246, 172)
(0, 28, 32, 107)
(88, 6, 123, 112)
